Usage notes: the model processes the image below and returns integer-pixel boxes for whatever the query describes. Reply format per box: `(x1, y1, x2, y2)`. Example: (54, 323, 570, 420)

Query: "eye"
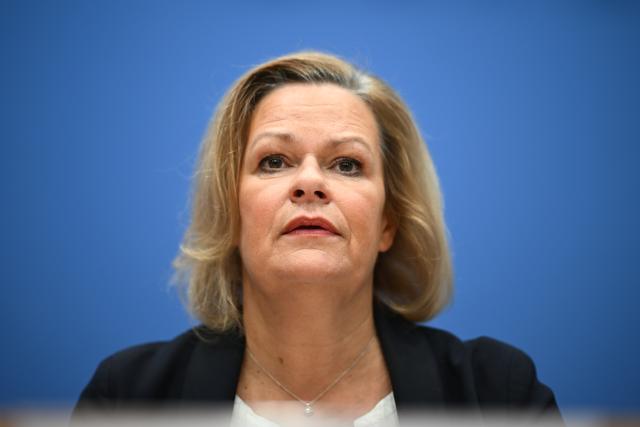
(258, 154, 289, 173)
(333, 157, 362, 176)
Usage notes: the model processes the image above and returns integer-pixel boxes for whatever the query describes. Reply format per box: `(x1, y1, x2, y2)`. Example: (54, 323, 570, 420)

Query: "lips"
(282, 216, 340, 236)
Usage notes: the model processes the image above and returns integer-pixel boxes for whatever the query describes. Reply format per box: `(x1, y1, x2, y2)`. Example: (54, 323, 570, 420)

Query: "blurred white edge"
(3, 408, 639, 427)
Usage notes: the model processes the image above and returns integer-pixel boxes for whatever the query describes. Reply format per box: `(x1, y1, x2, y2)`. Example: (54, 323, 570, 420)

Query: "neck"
(238, 273, 390, 415)
(243, 276, 375, 345)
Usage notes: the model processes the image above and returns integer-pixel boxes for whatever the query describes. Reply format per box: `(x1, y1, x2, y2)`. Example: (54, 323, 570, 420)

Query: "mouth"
(282, 217, 340, 236)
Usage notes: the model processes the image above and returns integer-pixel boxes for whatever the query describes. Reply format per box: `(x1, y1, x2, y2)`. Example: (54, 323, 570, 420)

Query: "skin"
(236, 83, 396, 424)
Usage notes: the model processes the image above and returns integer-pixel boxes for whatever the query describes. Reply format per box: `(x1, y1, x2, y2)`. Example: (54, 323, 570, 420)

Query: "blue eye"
(259, 155, 288, 172)
(334, 158, 362, 176)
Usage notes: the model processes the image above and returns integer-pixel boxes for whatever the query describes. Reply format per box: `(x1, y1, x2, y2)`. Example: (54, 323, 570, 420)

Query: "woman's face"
(238, 83, 395, 292)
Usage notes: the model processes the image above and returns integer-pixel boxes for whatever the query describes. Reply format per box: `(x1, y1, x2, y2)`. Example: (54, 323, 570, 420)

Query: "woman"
(76, 52, 560, 425)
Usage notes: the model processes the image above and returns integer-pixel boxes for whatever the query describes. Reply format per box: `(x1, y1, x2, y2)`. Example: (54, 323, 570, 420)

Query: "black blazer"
(75, 303, 560, 421)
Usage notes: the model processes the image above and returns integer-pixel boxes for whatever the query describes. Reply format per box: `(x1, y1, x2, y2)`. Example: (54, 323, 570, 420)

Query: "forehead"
(248, 83, 380, 145)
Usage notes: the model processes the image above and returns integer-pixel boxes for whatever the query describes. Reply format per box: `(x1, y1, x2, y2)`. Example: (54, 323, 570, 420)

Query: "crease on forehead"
(247, 84, 382, 153)
(253, 101, 375, 128)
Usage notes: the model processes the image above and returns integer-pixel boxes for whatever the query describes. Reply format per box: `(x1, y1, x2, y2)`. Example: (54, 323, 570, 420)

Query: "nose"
(289, 157, 330, 204)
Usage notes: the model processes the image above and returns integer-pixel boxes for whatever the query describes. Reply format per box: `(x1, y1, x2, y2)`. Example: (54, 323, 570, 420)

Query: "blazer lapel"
(374, 302, 446, 411)
(180, 328, 245, 402)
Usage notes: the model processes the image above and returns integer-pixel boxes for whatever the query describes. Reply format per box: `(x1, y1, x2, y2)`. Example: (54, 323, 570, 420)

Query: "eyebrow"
(249, 131, 374, 153)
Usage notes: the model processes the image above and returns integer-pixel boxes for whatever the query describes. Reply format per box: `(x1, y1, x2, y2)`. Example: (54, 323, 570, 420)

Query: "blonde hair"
(174, 51, 452, 331)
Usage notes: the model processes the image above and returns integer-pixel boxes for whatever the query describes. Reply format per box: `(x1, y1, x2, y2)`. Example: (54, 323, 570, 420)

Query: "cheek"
(345, 187, 387, 238)
(238, 180, 282, 243)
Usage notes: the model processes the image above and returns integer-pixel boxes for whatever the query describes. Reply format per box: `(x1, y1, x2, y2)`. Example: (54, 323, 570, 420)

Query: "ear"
(378, 213, 397, 253)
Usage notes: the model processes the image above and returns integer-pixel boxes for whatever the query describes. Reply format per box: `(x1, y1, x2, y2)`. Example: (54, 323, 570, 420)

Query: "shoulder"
(422, 328, 545, 403)
(76, 329, 199, 405)
(412, 325, 537, 387)
(75, 327, 242, 410)
(374, 305, 559, 415)
(415, 323, 559, 411)
(463, 336, 542, 404)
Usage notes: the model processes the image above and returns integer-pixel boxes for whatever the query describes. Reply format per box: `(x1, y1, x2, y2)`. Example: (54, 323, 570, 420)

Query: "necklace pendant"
(303, 403, 314, 416)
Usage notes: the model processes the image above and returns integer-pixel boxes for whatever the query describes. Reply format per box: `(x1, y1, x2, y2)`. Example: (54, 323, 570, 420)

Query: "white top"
(230, 393, 399, 427)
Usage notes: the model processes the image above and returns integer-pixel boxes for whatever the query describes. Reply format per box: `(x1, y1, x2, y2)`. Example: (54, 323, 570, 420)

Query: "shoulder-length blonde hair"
(174, 51, 452, 332)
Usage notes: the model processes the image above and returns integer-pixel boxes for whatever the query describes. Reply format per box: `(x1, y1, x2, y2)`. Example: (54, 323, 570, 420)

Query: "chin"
(276, 251, 349, 282)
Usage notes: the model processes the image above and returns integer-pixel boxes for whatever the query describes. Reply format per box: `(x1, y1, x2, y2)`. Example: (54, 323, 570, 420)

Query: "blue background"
(2, 0, 639, 414)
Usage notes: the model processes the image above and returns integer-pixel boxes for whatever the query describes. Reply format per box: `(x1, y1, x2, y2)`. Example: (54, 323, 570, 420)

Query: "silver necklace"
(246, 336, 374, 417)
